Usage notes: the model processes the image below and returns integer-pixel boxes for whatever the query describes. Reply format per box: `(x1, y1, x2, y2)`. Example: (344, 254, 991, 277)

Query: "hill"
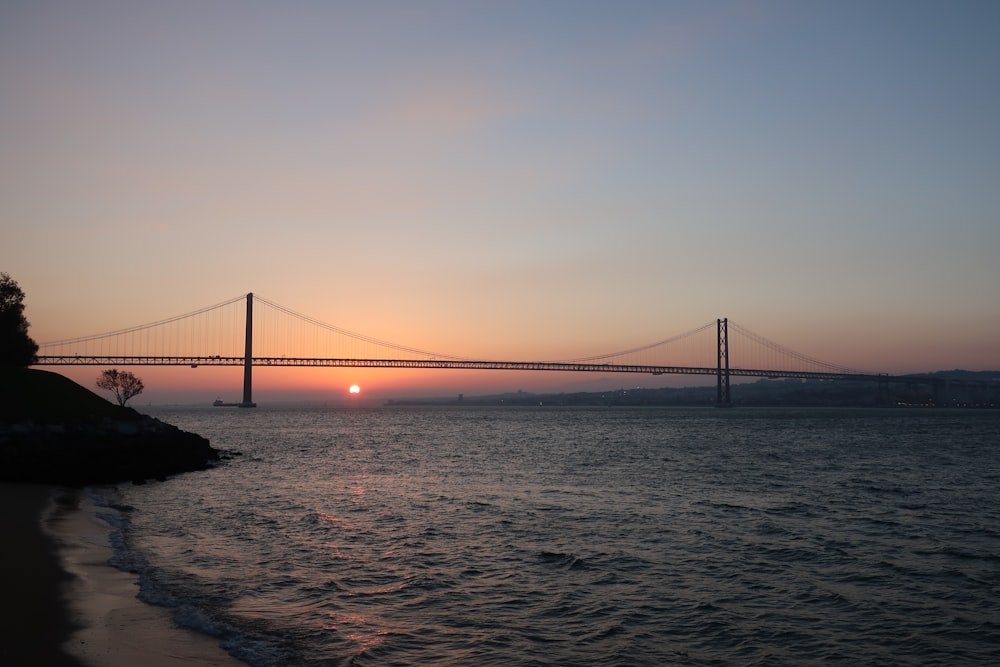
(0, 368, 220, 484)
(0, 367, 135, 420)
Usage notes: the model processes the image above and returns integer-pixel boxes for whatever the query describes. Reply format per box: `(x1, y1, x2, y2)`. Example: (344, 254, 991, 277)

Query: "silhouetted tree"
(0, 272, 39, 367)
(96, 369, 145, 407)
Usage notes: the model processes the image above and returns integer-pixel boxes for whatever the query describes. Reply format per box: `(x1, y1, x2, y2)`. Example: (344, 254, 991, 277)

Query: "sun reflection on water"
(321, 613, 389, 653)
(315, 510, 355, 530)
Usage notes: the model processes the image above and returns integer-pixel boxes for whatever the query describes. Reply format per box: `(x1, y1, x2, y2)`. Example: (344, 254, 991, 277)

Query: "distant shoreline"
(382, 371, 1000, 409)
(140, 370, 1000, 409)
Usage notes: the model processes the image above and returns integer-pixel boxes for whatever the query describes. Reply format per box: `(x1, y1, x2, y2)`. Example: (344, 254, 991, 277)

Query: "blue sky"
(2, 1, 998, 400)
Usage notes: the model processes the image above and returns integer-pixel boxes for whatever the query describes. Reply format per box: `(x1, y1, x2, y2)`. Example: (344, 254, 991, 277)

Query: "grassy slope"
(0, 367, 138, 420)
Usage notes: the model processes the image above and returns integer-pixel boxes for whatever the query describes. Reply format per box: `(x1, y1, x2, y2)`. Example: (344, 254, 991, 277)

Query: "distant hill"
(387, 370, 1000, 408)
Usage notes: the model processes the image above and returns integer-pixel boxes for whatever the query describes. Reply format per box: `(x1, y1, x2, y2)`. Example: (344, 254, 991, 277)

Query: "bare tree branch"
(96, 369, 145, 407)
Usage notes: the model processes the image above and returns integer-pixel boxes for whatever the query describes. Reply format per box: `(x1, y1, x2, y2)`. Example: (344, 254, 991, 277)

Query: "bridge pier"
(240, 292, 257, 407)
(717, 318, 731, 406)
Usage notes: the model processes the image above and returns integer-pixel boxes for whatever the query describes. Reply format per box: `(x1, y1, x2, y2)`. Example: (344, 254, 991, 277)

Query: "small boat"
(214, 397, 246, 407)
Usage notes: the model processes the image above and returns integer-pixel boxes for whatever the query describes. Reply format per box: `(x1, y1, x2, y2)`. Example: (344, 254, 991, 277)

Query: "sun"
(348, 384, 361, 395)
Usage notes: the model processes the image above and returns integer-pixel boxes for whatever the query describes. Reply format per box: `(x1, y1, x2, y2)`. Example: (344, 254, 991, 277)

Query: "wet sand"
(0, 483, 247, 667)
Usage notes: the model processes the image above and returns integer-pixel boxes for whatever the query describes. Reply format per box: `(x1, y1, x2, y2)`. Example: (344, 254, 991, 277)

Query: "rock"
(0, 415, 220, 485)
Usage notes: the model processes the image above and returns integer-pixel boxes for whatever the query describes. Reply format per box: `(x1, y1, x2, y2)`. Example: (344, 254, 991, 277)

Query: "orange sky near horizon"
(51, 363, 711, 406)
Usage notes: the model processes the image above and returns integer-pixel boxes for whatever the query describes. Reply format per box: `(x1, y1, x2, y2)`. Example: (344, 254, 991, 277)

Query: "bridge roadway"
(34, 355, 950, 386)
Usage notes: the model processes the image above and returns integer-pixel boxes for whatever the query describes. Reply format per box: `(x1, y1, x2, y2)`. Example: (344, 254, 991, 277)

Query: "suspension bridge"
(33, 293, 995, 407)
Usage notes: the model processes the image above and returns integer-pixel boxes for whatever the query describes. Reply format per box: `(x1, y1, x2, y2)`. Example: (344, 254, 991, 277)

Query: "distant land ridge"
(387, 370, 1000, 408)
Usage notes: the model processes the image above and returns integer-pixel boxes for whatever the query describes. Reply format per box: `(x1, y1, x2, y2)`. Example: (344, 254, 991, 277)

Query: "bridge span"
(37, 354, 897, 382)
(33, 293, 997, 407)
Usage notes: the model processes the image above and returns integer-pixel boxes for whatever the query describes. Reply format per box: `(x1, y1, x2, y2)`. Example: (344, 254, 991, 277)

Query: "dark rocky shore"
(0, 368, 220, 485)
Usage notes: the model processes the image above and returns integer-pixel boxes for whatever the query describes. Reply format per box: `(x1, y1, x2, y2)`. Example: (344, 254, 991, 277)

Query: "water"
(91, 406, 1000, 666)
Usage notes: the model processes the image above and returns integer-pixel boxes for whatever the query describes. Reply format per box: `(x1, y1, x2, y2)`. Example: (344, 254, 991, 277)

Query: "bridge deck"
(34, 355, 989, 388)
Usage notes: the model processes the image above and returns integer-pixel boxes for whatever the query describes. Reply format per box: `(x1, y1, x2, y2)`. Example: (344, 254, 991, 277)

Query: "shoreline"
(1, 483, 247, 667)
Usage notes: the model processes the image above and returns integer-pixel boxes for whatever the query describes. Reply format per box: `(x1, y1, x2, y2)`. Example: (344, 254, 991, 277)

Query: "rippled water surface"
(97, 406, 1000, 666)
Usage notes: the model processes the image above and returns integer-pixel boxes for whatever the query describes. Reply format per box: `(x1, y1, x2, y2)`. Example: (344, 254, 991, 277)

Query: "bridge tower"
(717, 318, 731, 405)
(240, 293, 257, 407)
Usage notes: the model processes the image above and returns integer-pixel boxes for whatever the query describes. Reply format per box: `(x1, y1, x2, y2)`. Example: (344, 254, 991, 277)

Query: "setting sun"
(349, 385, 361, 394)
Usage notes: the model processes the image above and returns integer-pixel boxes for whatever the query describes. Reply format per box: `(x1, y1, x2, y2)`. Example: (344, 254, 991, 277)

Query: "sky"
(3, 0, 999, 403)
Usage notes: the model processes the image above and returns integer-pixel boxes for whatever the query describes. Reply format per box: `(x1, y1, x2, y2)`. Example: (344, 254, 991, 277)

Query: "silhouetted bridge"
(35, 293, 997, 407)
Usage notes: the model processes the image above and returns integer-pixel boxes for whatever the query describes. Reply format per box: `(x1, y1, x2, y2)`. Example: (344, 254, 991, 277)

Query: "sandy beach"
(1, 483, 247, 667)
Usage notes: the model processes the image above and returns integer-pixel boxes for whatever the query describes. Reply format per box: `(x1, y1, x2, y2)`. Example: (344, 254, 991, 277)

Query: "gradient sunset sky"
(3, 1, 998, 402)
